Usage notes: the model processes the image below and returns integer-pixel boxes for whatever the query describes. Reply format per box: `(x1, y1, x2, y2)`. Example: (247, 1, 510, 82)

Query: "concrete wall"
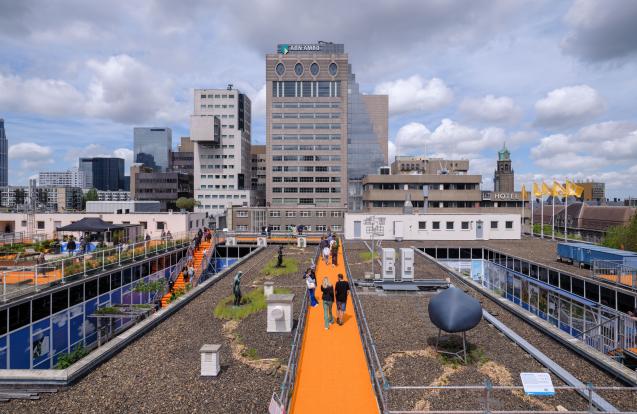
(344, 213, 521, 241)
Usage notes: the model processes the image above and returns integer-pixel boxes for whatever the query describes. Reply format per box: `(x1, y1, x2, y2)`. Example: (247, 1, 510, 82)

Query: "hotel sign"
(277, 43, 321, 54)
(482, 191, 521, 201)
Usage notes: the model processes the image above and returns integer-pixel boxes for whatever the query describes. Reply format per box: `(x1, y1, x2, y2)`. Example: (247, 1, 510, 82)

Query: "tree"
(175, 197, 198, 211)
(82, 188, 99, 210)
(602, 213, 637, 252)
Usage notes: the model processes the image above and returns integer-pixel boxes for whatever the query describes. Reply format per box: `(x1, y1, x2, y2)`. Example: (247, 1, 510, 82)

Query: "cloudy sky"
(1, 0, 637, 198)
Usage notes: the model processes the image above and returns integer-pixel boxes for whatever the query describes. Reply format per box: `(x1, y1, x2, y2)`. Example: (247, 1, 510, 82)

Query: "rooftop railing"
(1, 231, 197, 302)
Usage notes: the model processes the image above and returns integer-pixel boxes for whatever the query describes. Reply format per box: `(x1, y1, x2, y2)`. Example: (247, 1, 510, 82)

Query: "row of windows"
(272, 187, 340, 193)
(272, 155, 341, 162)
(265, 210, 343, 218)
(272, 123, 340, 130)
(272, 102, 340, 109)
(272, 166, 341, 172)
(197, 193, 247, 200)
(364, 183, 478, 191)
(201, 154, 236, 159)
(417, 220, 514, 230)
(271, 144, 340, 151)
(198, 107, 237, 115)
(272, 81, 341, 98)
(200, 165, 235, 170)
(272, 112, 340, 119)
(200, 174, 235, 179)
(238, 224, 341, 232)
(200, 93, 235, 99)
(272, 176, 340, 183)
(272, 134, 341, 141)
(271, 198, 341, 205)
(274, 62, 338, 77)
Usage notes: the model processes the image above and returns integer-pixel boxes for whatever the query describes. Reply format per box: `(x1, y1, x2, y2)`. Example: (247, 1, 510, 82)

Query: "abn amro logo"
(278, 44, 289, 55)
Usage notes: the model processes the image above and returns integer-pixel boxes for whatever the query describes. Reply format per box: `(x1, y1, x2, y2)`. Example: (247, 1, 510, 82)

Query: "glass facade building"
(133, 128, 172, 172)
(79, 158, 125, 191)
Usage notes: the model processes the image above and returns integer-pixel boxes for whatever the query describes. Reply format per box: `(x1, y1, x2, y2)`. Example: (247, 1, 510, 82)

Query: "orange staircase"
(160, 240, 211, 307)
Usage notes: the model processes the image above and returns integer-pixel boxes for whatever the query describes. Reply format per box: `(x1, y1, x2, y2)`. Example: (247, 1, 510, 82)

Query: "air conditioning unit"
(227, 237, 237, 246)
(399, 248, 414, 281)
(257, 237, 267, 247)
(381, 248, 396, 281)
(297, 237, 307, 248)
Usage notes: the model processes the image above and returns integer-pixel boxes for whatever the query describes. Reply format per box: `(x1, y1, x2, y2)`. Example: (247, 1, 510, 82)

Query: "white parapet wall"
(345, 212, 521, 241)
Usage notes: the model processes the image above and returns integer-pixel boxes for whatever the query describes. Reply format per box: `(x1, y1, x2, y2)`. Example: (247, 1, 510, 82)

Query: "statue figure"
(276, 245, 284, 268)
(233, 271, 243, 306)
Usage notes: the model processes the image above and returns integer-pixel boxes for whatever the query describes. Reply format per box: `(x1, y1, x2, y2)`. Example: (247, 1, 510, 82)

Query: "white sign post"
(520, 372, 555, 396)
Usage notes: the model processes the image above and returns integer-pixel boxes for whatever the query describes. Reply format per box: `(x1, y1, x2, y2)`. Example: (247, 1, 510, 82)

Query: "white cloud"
(459, 95, 521, 123)
(387, 141, 397, 164)
(9, 142, 54, 169)
(250, 84, 266, 119)
(0, 54, 186, 125)
(113, 148, 134, 170)
(64, 144, 134, 171)
(530, 121, 637, 171)
(394, 122, 431, 153)
(373, 75, 453, 115)
(534, 85, 605, 127)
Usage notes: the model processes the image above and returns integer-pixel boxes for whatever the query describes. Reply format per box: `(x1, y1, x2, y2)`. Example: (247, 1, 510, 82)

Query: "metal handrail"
(343, 241, 388, 412)
(277, 241, 322, 410)
(575, 315, 619, 339)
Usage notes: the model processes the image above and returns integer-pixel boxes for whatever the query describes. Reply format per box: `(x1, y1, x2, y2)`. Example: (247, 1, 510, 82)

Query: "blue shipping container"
(557, 242, 637, 268)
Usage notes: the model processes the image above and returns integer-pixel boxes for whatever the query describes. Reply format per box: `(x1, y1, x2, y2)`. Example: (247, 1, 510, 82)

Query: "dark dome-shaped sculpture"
(428, 287, 482, 333)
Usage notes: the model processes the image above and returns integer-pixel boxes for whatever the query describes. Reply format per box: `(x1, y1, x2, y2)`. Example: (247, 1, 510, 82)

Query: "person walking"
(66, 237, 76, 257)
(322, 243, 330, 265)
(306, 272, 318, 307)
(330, 236, 339, 267)
(335, 273, 350, 325)
(320, 277, 335, 330)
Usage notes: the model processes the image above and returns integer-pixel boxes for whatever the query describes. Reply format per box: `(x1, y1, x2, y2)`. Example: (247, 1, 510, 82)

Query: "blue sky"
(1, 0, 636, 198)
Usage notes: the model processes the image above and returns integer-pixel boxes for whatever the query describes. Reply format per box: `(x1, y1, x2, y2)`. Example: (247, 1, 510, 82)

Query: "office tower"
(133, 127, 172, 172)
(250, 145, 266, 206)
(265, 42, 387, 210)
(171, 137, 194, 175)
(79, 157, 125, 191)
(493, 143, 514, 193)
(0, 119, 8, 186)
(39, 169, 87, 188)
(190, 86, 253, 217)
(130, 164, 193, 211)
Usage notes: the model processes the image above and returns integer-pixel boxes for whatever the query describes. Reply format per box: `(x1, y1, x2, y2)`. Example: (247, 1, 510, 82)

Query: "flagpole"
(531, 190, 534, 237)
(564, 181, 568, 243)
(552, 194, 555, 240)
(540, 193, 544, 239)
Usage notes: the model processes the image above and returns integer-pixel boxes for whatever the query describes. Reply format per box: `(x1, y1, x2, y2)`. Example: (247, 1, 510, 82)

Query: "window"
(300, 211, 311, 217)
(432, 221, 440, 230)
(418, 221, 426, 230)
(310, 62, 319, 76)
(505, 221, 513, 229)
(329, 62, 338, 76)
(237, 211, 248, 218)
(294, 62, 303, 76)
(275, 63, 285, 75)
(156, 222, 165, 230)
(490, 221, 498, 229)
(316, 225, 326, 232)
(331, 211, 341, 217)
(446, 221, 454, 230)
(269, 211, 280, 217)
(332, 225, 342, 231)
(37, 221, 45, 230)
(286, 211, 296, 217)
(317, 211, 325, 217)
(237, 225, 248, 231)
(461, 221, 470, 230)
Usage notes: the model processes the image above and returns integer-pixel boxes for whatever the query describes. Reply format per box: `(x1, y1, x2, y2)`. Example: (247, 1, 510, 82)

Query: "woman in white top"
(306, 272, 318, 307)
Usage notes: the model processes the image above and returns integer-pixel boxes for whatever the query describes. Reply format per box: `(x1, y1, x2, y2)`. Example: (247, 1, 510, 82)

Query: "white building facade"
(39, 170, 87, 188)
(191, 87, 254, 219)
(345, 213, 521, 241)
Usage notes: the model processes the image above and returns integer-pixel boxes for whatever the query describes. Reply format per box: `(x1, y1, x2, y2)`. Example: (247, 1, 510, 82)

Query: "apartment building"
(191, 86, 254, 220)
(39, 169, 87, 188)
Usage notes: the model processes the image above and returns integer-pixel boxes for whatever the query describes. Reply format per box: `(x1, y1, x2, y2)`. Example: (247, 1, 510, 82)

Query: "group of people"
(319, 233, 339, 267)
(64, 235, 88, 257)
(304, 268, 350, 330)
(192, 227, 213, 250)
(159, 230, 174, 241)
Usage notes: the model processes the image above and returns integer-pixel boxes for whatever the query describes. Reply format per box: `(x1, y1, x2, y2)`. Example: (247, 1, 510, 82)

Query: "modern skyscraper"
(0, 119, 8, 186)
(493, 143, 514, 193)
(250, 144, 266, 206)
(79, 157, 125, 191)
(133, 127, 172, 172)
(265, 42, 387, 210)
(190, 86, 254, 217)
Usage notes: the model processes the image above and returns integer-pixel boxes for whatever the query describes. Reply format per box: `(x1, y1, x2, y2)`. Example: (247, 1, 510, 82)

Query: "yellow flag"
(552, 181, 565, 197)
(573, 182, 584, 198)
(533, 183, 542, 197)
(541, 182, 551, 196)
(565, 180, 583, 197)
(521, 184, 527, 201)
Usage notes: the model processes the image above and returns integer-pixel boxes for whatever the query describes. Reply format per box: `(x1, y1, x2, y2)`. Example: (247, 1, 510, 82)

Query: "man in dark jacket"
(335, 273, 350, 325)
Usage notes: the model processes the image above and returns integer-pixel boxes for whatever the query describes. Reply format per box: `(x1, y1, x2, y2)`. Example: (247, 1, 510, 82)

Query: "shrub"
(262, 257, 299, 277)
(55, 346, 88, 369)
(213, 287, 291, 320)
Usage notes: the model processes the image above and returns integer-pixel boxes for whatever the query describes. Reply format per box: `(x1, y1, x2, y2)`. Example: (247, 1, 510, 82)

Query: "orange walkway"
(289, 243, 378, 413)
(161, 240, 210, 306)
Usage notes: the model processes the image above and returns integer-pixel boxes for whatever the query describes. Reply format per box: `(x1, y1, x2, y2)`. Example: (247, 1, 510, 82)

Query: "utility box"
(200, 344, 221, 376)
(257, 237, 267, 247)
(226, 237, 237, 246)
(381, 248, 396, 281)
(297, 237, 307, 248)
(267, 293, 295, 333)
(264, 281, 274, 297)
(400, 248, 414, 281)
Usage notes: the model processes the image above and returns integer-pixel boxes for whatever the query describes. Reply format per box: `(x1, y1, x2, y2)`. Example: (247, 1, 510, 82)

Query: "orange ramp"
(289, 243, 378, 413)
